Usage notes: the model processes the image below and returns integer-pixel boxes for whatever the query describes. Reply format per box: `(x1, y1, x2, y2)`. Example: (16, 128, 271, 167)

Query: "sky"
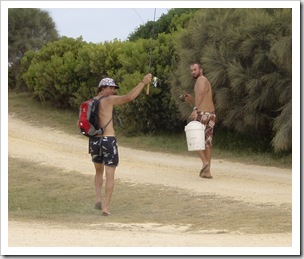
(5, 1, 302, 44)
(42, 8, 170, 43)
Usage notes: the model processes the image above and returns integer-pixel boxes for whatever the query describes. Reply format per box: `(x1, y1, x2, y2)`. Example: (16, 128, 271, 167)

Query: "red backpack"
(78, 96, 105, 137)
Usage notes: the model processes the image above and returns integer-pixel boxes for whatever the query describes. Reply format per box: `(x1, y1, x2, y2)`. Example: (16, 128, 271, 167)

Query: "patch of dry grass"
(8, 157, 291, 235)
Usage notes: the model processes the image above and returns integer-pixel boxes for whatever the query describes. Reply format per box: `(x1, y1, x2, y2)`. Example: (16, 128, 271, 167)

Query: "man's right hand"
(142, 73, 152, 85)
(184, 92, 194, 105)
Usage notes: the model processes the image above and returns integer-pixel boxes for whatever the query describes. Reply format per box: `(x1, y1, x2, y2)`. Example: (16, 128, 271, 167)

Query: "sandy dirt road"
(6, 113, 293, 253)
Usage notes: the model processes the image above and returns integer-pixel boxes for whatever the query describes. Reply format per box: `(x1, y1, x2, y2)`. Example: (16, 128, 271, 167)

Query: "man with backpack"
(88, 73, 152, 216)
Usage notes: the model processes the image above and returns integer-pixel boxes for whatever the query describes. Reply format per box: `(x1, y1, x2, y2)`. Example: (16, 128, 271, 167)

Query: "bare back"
(98, 95, 130, 136)
(98, 97, 115, 136)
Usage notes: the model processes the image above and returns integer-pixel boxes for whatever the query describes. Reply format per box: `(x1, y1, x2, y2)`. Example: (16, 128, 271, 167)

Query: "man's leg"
(94, 162, 104, 209)
(205, 147, 212, 167)
(102, 165, 116, 215)
(202, 113, 215, 177)
(197, 148, 213, 179)
(197, 150, 209, 168)
(204, 147, 213, 177)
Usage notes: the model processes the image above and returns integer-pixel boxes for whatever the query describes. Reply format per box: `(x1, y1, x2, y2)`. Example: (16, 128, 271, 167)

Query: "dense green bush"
(21, 35, 184, 134)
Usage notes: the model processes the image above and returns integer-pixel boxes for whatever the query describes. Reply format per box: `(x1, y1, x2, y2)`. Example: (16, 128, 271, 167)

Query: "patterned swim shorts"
(194, 112, 216, 148)
(89, 136, 119, 166)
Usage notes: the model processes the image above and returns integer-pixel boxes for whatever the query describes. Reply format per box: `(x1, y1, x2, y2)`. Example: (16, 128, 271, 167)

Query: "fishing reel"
(152, 76, 158, 87)
(146, 76, 158, 95)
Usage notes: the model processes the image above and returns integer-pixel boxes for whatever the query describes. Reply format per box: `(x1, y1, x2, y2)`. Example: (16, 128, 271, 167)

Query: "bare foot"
(201, 173, 213, 179)
(102, 206, 111, 216)
(102, 210, 111, 216)
(199, 164, 210, 176)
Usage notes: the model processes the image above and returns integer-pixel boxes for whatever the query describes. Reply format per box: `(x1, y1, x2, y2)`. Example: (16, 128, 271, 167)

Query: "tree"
(172, 9, 292, 152)
(128, 8, 197, 41)
(8, 8, 59, 90)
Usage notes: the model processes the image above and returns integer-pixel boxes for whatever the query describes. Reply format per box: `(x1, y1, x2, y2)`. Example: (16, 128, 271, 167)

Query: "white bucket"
(184, 121, 205, 151)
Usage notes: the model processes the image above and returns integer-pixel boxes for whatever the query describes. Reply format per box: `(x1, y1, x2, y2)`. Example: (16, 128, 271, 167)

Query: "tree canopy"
(8, 8, 59, 90)
(8, 8, 59, 65)
(171, 8, 292, 152)
(128, 8, 198, 41)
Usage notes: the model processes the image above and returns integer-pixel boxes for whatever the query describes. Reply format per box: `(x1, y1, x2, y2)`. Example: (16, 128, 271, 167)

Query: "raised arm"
(107, 73, 152, 106)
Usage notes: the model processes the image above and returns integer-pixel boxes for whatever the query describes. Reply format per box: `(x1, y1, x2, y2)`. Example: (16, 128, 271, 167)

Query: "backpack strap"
(102, 117, 113, 130)
(96, 96, 112, 131)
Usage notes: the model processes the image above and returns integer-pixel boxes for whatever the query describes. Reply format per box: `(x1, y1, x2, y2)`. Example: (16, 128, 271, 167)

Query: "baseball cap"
(98, 78, 119, 89)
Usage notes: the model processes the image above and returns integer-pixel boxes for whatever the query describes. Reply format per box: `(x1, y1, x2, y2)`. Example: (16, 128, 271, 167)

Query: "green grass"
(8, 91, 291, 168)
(8, 157, 292, 234)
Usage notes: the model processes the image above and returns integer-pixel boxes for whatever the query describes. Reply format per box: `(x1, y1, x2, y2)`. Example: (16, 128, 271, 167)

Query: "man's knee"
(94, 163, 104, 174)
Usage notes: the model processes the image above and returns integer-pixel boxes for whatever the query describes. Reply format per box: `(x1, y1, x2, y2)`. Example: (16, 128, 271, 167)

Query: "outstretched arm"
(108, 74, 152, 106)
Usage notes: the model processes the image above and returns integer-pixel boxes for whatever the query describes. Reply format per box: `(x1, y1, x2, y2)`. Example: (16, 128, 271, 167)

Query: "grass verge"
(9, 157, 291, 234)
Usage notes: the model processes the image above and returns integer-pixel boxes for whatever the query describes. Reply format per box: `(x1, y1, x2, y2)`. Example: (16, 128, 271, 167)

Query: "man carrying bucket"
(183, 63, 216, 179)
